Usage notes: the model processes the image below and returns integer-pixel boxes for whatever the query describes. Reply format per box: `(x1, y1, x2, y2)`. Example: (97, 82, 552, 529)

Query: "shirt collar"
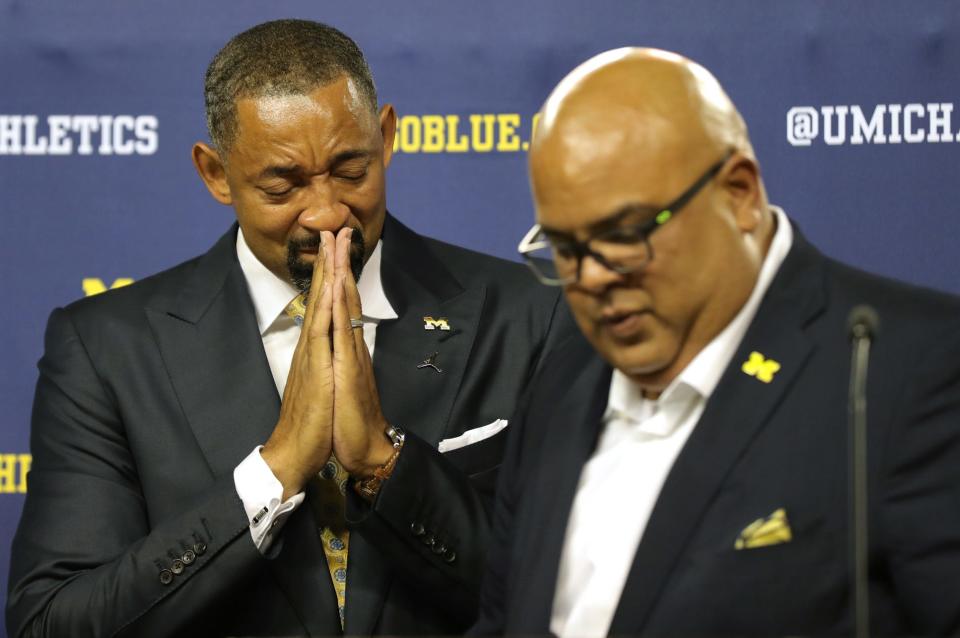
(236, 229, 398, 336)
(606, 205, 794, 424)
(356, 233, 399, 323)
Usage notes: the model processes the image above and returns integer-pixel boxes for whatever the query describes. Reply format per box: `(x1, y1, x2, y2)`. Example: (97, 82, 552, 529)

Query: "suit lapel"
(146, 227, 340, 635)
(609, 230, 828, 634)
(346, 214, 484, 635)
(511, 341, 612, 631)
(371, 214, 484, 446)
(145, 227, 280, 477)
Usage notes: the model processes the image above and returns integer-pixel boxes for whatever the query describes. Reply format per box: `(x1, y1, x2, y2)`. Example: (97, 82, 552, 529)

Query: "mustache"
(287, 228, 366, 293)
(288, 236, 319, 250)
(288, 229, 363, 253)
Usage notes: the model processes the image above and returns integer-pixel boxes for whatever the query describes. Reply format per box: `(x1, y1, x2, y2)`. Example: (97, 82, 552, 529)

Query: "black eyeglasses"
(518, 151, 733, 286)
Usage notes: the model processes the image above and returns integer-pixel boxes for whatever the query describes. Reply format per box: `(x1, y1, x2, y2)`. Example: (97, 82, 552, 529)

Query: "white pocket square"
(438, 419, 508, 453)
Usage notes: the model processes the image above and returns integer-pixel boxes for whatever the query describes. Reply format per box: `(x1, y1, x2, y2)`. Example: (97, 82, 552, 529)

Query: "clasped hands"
(262, 228, 395, 501)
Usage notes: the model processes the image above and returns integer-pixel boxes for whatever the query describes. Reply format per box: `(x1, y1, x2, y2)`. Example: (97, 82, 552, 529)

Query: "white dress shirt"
(550, 207, 794, 638)
(231, 229, 398, 551)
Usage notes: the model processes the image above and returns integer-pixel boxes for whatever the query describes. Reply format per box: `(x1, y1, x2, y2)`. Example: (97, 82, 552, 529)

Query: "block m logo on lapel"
(735, 508, 793, 550)
(423, 316, 451, 331)
(741, 351, 781, 383)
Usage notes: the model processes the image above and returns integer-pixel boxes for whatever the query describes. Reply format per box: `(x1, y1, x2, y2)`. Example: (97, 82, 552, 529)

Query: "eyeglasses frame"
(518, 150, 734, 286)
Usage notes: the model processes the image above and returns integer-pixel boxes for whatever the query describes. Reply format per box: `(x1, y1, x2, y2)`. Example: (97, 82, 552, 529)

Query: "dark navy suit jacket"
(8, 214, 569, 637)
(474, 225, 960, 636)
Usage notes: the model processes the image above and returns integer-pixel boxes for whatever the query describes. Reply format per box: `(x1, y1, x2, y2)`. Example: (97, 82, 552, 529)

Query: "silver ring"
(349, 318, 364, 330)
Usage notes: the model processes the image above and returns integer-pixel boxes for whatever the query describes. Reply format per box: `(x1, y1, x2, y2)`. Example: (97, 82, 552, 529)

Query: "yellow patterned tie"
(284, 294, 350, 627)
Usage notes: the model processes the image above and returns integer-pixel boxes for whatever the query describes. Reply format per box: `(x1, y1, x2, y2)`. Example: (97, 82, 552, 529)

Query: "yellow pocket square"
(734, 508, 793, 550)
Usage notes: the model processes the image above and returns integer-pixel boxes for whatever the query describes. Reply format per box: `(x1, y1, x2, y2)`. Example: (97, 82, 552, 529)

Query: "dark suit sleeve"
(346, 432, 495, 620)
(879, 325, 960, 635)
(345, 292, 569, 626)
(6, 308, 260, 638)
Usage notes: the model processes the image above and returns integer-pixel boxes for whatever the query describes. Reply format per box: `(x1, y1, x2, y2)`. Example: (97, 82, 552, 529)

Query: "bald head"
(528, 47, 774, 392)
(532, 48, 753, 184)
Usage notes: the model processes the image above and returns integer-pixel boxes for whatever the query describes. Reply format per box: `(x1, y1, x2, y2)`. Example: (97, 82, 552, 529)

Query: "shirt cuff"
(233, 446, 305, 553)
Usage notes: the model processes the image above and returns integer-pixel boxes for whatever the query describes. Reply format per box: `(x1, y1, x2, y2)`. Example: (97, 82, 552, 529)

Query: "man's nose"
(297, 181, 350, 231)
(576, 252, 623, 293)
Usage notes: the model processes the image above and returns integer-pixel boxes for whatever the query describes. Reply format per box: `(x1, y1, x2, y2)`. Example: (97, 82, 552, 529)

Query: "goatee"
(287, 229, 366, 294)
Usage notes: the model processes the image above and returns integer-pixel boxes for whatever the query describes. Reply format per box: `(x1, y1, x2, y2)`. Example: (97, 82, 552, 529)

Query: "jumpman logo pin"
(417, 351, 443, 374)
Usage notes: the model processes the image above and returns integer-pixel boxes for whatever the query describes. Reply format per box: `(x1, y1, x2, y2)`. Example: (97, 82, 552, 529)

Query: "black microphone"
(847, 305, 879, 638)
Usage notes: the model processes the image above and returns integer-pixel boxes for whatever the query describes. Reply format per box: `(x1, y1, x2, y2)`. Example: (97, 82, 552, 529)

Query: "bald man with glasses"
(473, 48, 960, 637)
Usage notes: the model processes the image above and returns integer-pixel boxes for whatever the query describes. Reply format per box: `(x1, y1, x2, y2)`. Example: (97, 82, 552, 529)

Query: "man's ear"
(192, 142, 233, 205)
(379, 103, 397, 169)
(722, 154, 763, 232)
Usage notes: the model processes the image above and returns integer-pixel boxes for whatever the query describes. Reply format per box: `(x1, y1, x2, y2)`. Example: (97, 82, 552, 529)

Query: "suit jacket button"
(159, 569, 174, 585)
(443, 549, 456, 563)
(410, 522, 425, 537)
(431, 543, 446, 555)
(170, 559, 185, 575)
(182, 549, 196, 565)
(422, 533, 436, 547)
(193, 542, 207, 556)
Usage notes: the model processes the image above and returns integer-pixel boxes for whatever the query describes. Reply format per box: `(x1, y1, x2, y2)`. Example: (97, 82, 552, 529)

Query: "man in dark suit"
(7, 20, 566, 637)
(473, 48, 960, 636)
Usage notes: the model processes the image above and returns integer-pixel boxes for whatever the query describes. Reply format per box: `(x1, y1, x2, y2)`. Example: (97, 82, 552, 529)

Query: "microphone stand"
(847, 305, 879, 638)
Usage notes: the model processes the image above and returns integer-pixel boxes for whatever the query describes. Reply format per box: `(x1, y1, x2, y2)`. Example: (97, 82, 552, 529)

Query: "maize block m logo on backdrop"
(83, 278, 135, 297)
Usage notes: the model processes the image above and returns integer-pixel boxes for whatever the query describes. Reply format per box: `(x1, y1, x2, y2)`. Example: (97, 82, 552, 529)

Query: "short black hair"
(204, 19, 378, 152)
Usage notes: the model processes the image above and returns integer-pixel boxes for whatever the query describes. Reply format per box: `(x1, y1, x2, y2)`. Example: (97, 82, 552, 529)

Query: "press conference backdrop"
(2, 0, 959, 625)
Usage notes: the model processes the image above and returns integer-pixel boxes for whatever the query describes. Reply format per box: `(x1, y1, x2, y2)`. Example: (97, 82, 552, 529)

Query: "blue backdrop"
(2, 1, 959, 627)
